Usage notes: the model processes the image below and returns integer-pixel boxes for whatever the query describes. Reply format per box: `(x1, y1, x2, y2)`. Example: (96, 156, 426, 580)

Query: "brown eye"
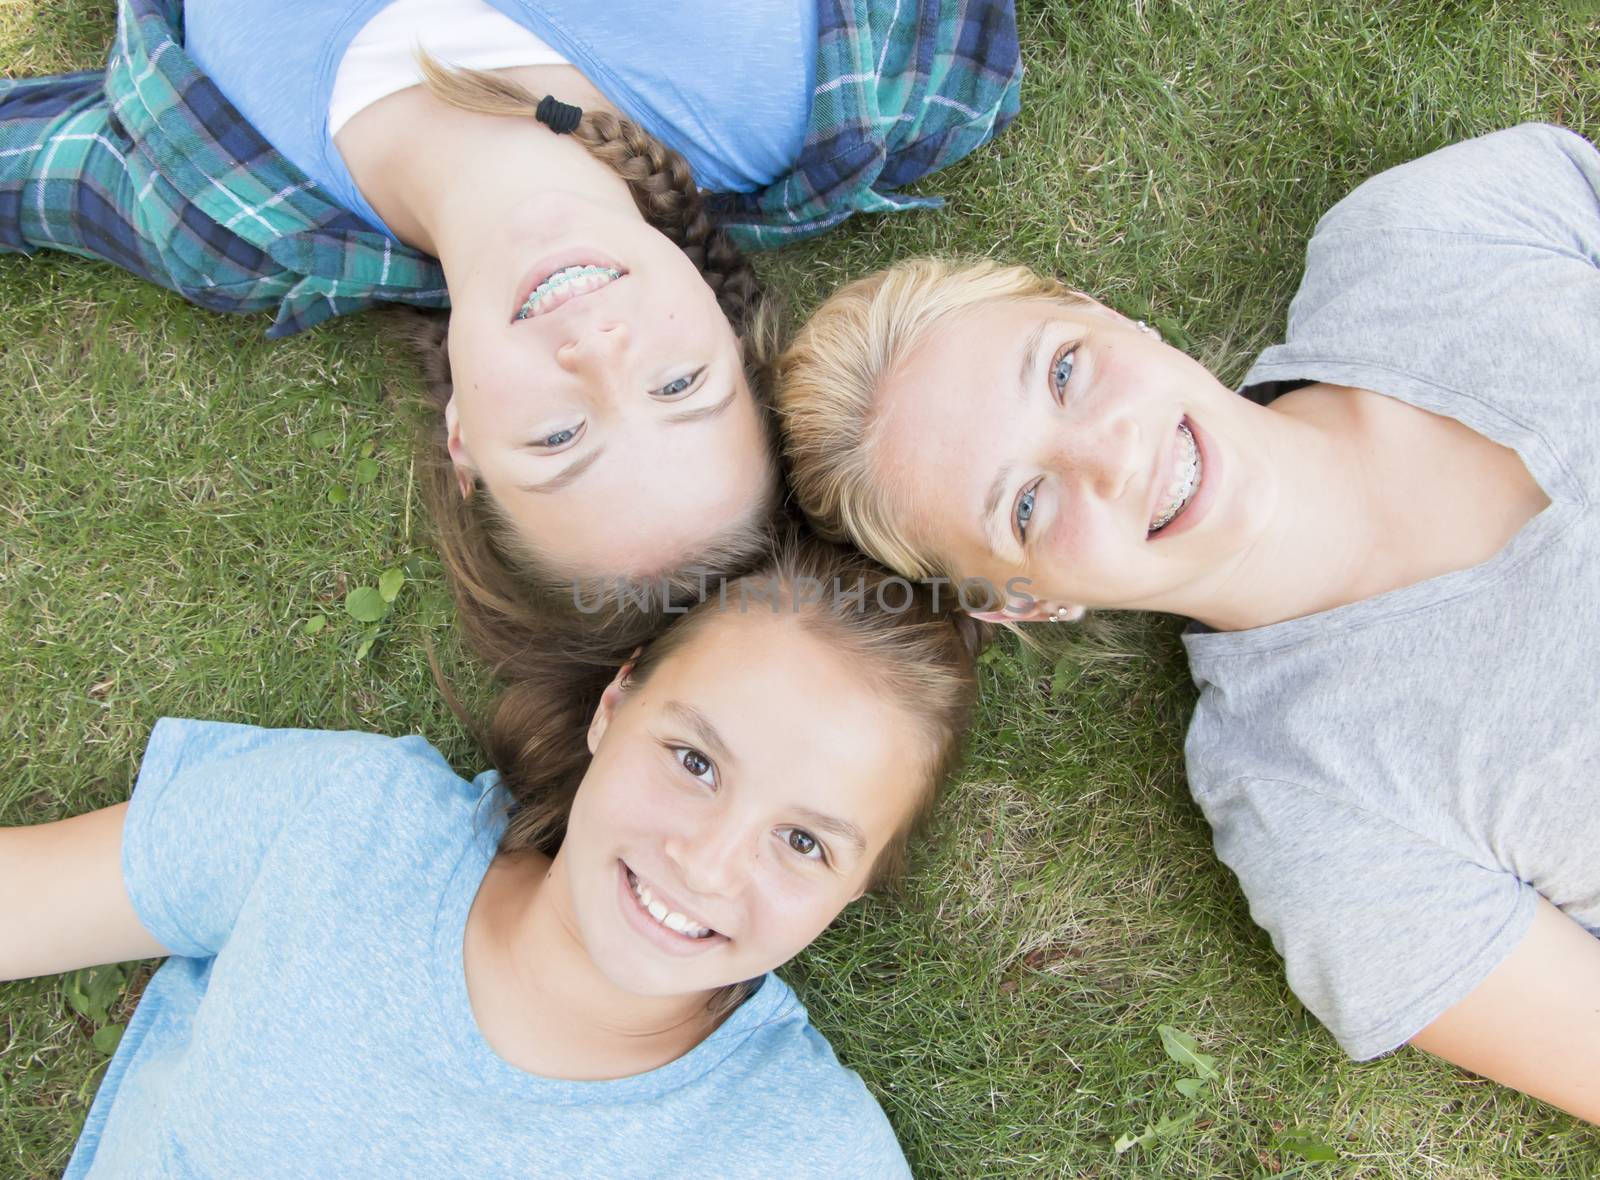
(674, 746, 715, 785)
(786, 829, 818, 857)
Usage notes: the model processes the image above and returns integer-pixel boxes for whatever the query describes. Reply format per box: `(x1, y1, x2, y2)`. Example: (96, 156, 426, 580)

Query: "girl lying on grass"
(775, 123, 1600, 1123)
(0, 532, 985, 1178)
(0, 0, 1020, 651)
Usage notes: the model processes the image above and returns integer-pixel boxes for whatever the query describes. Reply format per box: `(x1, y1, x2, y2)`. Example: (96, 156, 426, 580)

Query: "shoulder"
(139, 717, 491, 833)
(1312, 124, 1600, 247)
(708, 978, 910, 1177)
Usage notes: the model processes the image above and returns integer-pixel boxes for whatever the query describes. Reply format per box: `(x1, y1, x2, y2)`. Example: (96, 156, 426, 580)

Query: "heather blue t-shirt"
(67, 718, 909, 1179)
(181, 0, 816, 238)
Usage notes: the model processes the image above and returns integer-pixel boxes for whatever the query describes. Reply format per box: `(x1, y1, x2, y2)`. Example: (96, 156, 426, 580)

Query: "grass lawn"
(4, 1, 1599, 1175)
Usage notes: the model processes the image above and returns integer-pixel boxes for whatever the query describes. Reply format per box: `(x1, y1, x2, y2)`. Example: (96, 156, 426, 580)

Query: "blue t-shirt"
(68, 718, 909, 1179)
(181, 0, 816, 239)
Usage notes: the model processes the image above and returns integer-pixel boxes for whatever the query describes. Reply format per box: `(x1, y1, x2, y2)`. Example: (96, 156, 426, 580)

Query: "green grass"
(4, 1, 1599, 1176)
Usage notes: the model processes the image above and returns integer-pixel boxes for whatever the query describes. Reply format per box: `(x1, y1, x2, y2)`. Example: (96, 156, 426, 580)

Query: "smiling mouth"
(513, 263, 625, 322)
(625, 866, 718, 941)
(1148, 419, 1202, 535)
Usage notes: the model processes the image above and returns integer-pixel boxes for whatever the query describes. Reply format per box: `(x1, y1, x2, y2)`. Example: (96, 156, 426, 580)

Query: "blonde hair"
(776, 258, 1091, 580)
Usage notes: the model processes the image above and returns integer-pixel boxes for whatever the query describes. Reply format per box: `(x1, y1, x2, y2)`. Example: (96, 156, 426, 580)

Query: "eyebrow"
(665, 701, 738, 771)
(663, 382, 737, 425)
(791, 807, 868, 858)
(981, 461, 1013, 553)
(519, 446, 604, 494)
(1019, 320, 1048, 392)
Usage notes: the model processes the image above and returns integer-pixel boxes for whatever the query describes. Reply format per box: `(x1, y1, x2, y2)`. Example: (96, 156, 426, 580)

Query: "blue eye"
(1050, 346, 1076, 400)
(1015, 482, 1038, 542)
(651, 368, 704, 399)
(542, 427, 577, 448)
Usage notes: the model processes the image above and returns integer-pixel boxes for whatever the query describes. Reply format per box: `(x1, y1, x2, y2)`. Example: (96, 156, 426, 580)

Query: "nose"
(662, 808, 754, 900)
(1048, 409, 1142, 503)
(554, 318, 629, 377)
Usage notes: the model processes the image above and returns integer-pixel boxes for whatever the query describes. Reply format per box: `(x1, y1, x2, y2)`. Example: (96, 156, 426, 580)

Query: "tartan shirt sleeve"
(0, 0, 448, 337)
(707, 0, 1024, 251)
(4, 0, 1023, 328)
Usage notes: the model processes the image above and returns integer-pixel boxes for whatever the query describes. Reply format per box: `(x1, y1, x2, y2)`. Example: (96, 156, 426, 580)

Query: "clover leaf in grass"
(92, 1023, 125, 1055)
(345, 586, 388, 623)
(378, 566, 406, 603)
(302, 615, 327, 636)
(310, 427, 339, 449)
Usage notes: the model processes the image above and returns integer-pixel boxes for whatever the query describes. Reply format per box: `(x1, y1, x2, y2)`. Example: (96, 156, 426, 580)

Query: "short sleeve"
(1198, 776, 1537, 1060)
(1242, 124, 1600, 412)
(121, 718, 420, 958)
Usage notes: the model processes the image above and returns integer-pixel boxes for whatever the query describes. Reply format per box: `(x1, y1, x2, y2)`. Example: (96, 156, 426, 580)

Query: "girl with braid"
(0, 0, 1022, 661)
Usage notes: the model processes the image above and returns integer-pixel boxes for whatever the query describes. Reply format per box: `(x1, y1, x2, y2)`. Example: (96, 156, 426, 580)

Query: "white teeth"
(627, 870, 714, 940)
(1149, 422, 1201, 533)
(514, 264, 622, 321)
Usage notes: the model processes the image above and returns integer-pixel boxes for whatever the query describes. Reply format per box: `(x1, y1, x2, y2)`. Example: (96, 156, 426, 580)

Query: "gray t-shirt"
(1183, 123, 1600, 1061)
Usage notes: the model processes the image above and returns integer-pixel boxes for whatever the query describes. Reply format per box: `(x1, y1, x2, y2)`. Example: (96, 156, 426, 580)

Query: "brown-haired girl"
(0, 0, 1022, 654)
(0, 532, 986, 1177)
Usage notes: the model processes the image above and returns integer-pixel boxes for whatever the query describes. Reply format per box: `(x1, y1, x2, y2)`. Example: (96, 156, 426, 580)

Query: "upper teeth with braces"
(629, 870, 715, 939)
(514, 264, 622, 321)
(1150, 422, 1201, 533)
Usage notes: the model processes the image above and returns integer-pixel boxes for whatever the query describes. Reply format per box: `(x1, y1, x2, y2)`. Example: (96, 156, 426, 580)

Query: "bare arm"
(1409, 896, 1600, 1124)
(0, 803, 170, 981)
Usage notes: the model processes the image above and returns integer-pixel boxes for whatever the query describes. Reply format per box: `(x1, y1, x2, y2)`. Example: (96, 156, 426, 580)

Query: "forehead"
(633, 609, 930, 847)
(871, 301, 1049, 567)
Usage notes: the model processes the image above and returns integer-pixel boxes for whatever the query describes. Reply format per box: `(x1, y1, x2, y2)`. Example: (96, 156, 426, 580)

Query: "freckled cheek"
(1039, 503, 1131, 581)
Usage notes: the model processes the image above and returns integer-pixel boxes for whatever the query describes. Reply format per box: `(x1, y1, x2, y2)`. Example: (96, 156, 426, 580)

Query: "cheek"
(742, 863, 853, 957)
(569, 757, 677, 850)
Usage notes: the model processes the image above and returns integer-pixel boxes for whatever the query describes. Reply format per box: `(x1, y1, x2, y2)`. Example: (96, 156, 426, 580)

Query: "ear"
(967, 601, 1085, 625)
(442, 396, 477, 501)
(585, 659, 638, 755)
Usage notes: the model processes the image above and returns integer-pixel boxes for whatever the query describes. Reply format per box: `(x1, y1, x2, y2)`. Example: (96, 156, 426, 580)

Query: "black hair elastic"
(535, 94, 583, 135)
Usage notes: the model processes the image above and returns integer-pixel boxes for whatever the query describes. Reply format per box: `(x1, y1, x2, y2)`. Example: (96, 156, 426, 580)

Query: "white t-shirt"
(329, 0, 568, 135)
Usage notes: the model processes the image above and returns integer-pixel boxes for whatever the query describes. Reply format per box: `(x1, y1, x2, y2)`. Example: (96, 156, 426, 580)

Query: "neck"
(1180, 390, 1384, 632)
(464, 850, 721, 1081)
(338, 90, 638, 271)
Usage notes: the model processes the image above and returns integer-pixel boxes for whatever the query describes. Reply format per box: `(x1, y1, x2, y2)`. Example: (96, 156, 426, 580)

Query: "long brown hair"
(399, 57, 782, 687)
(484, 527, 990, 890)
(476, 526, 987, 1018)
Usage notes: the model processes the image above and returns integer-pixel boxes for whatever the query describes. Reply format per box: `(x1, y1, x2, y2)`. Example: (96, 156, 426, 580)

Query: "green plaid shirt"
(1, 0, 1020, 336)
